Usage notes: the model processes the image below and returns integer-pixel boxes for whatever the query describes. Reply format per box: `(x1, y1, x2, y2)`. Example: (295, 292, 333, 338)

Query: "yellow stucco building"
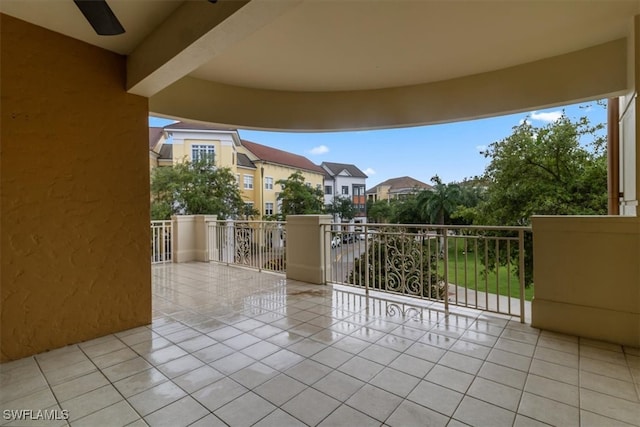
(151, 122, 325, 218)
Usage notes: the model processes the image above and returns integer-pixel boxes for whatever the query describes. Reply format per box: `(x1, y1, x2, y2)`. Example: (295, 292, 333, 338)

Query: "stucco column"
(286, 215, 332, 284)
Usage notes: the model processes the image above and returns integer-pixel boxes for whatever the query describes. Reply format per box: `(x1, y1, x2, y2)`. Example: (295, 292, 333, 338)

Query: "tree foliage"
(276, 171, 324, 218)
(150, 159, 249, 220)
(474, 112, 607, 286)
(477, 114, 607, 225)
(326, 196, 356, 222)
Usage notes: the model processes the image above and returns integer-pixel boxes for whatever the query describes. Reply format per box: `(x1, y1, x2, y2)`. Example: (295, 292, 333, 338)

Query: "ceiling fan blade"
(74, 0, 125, 36)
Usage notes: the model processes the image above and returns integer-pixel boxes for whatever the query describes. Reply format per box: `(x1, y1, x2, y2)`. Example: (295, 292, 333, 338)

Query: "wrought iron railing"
(207, 220, 287, 273)
(323, 223, 532, 322)
(151, 220, 172, 264)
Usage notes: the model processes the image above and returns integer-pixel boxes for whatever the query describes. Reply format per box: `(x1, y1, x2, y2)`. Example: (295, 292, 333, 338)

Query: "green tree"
(476, 112, 607, 286)
(478, 114, 607, 225)
(367, 199, 394, 223)
(326, 196, 356, 222)
(276, 171, 324, 218)
(417, 175, 461, 225)
(150, 159, 248, 220)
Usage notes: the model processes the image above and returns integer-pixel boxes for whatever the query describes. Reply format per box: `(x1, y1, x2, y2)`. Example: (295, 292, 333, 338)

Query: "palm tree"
(419, 175, 461, 225)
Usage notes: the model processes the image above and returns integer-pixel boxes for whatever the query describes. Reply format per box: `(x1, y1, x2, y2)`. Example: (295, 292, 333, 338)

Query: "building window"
(244, 175, 254, 189)
(342, 186, 349, 195)
(265, 177, 274, 190)
(191, 145, 215, 164)
(353, 185, 365, 196)
(265, 202, 274, 216)
(236, 174, 240, 186)
(325, 186, 332, 195)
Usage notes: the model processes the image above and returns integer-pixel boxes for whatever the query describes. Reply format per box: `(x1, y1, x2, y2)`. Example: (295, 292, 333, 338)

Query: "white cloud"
(530, 110, 562, 123)
(475, 145, 487, 153)
(363, 167, 376, 176)
(309, 145, 329, 155)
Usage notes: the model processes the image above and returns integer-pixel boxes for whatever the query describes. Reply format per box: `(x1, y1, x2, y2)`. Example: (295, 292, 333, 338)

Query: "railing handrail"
(347, 222, 531, 232)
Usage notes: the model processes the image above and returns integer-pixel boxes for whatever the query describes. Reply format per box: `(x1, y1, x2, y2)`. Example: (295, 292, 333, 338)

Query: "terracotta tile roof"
(149, 127, 164, 150)
(366, 176, 432, 194)
(237, 152, 256, 169)
(241, 139, 324, 174)
(163, 121, 237, 132)
(321, 162, 368, 178)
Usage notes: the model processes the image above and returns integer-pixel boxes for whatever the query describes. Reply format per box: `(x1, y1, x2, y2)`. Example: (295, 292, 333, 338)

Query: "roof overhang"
(3, 0, 639, 130)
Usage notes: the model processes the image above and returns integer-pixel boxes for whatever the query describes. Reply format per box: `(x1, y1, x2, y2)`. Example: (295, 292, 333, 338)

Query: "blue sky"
(150, 100, 606, 186)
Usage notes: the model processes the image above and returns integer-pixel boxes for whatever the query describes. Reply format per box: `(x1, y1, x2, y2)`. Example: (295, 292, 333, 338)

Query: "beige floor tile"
(453, 396, 516, 427)
(173, 365, 223, 394)
(1, 388, 57, 415)
(337, 356, 384, 382)
(222, 333, 262, 350)
(51, 371, 109, 402)
(287, 338, 327, 357)
(370, 367, 421, 398)
(477, 361, 527, 389)
(60, 384, 122, 421)
(528, 358, 579, 386)
(209, 352, 255, 375)
(317, 404, 379, 427)
(142, 345, 188, 366)
(282, 388, 341, 426)
(449, 339, 491, 360)
(439, 351, 483, 375)
(406, 380, 463, 416)
(92, 348, 141, 369)
(311, 347, 353, 368)
(285, 359, 332, 385)
(192, 343, 234, 363)
(467, 377, 521, 411)
(0, 373, 49, 404)
(580, 388, 640, 426)
(386, 400, 449, 427)
(252, 409, 305, 427)
(240, 340, 281, 359)
(536, 335, 579, 355)
(41, 360, 97, 386)
(80, 337, 126, 358)
(127, 381, 186, 417)
(72, 401, 139, 427)
(156, 354, 204, 379)
(113, 368, 168, 398)
(176, 335, 217, 353)
(230, 362, 279, 389)
(260, 349, 305, 371)
(580, 410, 637, 427)
(214, 392, 276, 426)
(533, 346, 578, 368)
(188, 413, 227, 427)
(494, 337, 535, 357)
(487, 348, 532, 372)
(345, 384, 403, 422)
(580, 356, 635, 382)
(518, 392, 579, 427)
(313, 370, 365, 402)
(580, 370, 639, 401)
(254, 373, 307, 406)
(102, 357, 153, 383)
(375, 334, 414, 352)
(144, 396, 209, 427)
(512, 414, 552, 427)
(388, 353, 435, 379)
(405, 341, 446, 363)
(524, 374, 579, 407)
(424, 365, 474, 393)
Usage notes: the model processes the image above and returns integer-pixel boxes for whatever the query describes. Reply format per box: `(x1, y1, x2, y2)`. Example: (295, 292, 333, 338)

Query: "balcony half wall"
(532, 216, 640, 346)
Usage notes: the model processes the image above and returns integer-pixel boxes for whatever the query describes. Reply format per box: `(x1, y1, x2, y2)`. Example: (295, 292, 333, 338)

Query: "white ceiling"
(2, 0, 639, 93)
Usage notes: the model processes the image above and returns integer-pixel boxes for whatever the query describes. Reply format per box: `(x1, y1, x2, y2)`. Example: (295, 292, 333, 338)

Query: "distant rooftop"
(366, 176, 432, 194)
(321, 162, 368, 179)
(241, 139, 324, 174)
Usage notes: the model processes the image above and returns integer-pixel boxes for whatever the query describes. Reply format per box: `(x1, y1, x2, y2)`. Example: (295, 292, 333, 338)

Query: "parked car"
(341, 233, 358, 244)
(331, 236, 342, 248)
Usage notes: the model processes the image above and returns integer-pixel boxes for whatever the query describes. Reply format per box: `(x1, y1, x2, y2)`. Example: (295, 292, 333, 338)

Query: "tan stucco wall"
(286, 215, 332, 284)
(0, 15, 151, 361)
(531, 216, 640, 346)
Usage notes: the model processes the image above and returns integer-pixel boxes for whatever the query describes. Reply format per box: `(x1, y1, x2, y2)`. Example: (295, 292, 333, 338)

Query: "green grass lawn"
(435, 237, 534, 301)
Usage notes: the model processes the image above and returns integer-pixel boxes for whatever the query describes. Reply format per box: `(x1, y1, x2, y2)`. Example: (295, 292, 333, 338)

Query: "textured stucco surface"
(1, 15, 151, 361)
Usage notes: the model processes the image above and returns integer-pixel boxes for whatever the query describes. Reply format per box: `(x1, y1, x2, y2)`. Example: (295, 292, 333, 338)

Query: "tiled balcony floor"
(2, 263, 640, 427)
